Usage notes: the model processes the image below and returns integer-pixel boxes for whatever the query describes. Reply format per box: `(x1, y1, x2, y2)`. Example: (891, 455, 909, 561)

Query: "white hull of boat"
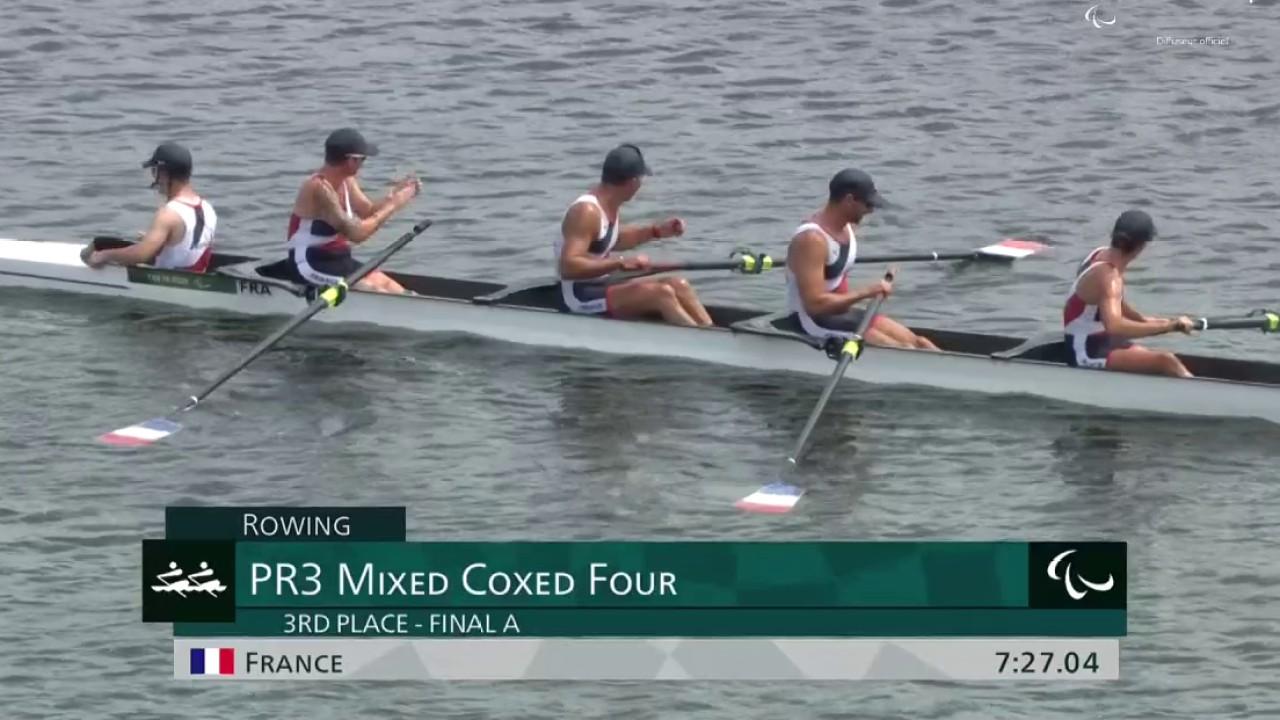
(2, 238, 1278, 425)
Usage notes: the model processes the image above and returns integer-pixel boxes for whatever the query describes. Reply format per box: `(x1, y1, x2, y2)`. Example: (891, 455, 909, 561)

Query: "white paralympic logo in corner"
(1047, 550, 1115, 600)
(1085, 4, 1117, 29)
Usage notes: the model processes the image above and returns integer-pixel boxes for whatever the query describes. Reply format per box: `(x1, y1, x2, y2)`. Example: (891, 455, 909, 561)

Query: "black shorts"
(1066, 333, 1132, 369)
(808, 308, 882, 334)
(559, 281, 612, 315)
(288, 247, 360, 286)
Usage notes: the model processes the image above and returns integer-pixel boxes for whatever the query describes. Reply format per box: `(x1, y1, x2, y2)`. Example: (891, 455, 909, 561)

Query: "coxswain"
(283, 128, 420, 293)
(81, 142, 217, 272)
(555, 144, 712, 327)
(785, 168, 939, 349)
(1063, 210, 1194, 377)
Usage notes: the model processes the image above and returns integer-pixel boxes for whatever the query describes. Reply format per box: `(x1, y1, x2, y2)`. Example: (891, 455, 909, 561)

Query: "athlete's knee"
(653, 283, 678, 302)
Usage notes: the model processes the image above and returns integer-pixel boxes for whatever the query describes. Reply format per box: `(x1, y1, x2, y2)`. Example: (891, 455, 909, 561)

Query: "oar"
(735, 270, 895, 514)
(1193, 310, 1279, 333)
(635, 238, 1049, 277)
(97, 219, 433, 446)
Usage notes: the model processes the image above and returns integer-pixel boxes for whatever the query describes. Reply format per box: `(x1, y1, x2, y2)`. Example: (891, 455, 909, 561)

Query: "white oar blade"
(977, 238, 1049, 260)
(734, 483, 805, 513)
(98, 418, 182, 446)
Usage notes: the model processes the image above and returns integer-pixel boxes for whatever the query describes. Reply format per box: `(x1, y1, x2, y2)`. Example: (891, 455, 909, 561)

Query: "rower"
(785, 168, 939, 350)
(1063, 209, 1194, 377)
(283, 128, 420, 294)
(555, 144, 712, 327)
(81, 142, 217, 272)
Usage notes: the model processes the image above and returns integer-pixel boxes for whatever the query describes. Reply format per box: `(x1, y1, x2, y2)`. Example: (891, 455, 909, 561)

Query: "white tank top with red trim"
(287, 177, 354, 253)
(1062, 246, 1114, 337)
(785, 221, 858, 331)
(154, 197, 217, 272)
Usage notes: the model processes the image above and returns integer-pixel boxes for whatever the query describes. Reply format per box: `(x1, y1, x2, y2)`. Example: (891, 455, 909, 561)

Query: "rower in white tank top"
(285, 175, 358, 285)
(79, 142, 220, 274)
(785, 221, 859, 338)
(783, 168, 940, 350)
(555, 144, 714, 326)
(1062, 246, 1126, 368)
(268, 128, 421, 294)
(554, 193, 619, 314)
(1056, 210, 1196, 378)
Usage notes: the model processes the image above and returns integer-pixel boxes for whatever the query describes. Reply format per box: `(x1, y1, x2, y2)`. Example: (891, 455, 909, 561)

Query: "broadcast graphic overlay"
(144, 507, 1126, 680)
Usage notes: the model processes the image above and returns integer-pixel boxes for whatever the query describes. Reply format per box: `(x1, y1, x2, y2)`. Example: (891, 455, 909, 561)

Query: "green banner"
(149, 540, 1125, 636)
(127, 266, 237, 293)
(165, 507, 406, 541)
(237, 541, 1031, 608)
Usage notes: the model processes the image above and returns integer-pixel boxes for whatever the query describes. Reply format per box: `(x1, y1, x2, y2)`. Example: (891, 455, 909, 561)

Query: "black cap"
(829, 168, 886, 208)
(1112, 210, 1156, 244)
(325, 128, 379, 160)
(601, 144, 651, 184)
(141, 142, 193, 176)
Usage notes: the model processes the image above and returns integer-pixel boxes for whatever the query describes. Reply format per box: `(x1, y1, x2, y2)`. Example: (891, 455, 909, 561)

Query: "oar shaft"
(859, 251, 975, 263)
(785, 288, 889, 465)
(1195, 312, 1279, 333)
(642, 250, 986, 277)
(180, 219, 432, 411)
(786, 349, 855, 464)
(654, 260, 751, 272)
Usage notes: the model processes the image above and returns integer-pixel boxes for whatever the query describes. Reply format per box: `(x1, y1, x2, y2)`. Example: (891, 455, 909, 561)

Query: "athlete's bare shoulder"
(1081, 262, 1122, 299)
(561, 196, 602, 234)
(789, 225, 827, 249)
(295, 174, 339, 213)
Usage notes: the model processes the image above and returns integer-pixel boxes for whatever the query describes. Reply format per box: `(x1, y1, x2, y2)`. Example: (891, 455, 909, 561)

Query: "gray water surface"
(2, 1, 1279, 718)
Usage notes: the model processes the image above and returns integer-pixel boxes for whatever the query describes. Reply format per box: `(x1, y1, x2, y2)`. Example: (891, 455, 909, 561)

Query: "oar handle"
(179, 219, 433, 412)
(643, 252, 783, 276)
(1194, 310, 1279, 333)
(824, 272, 893, 360)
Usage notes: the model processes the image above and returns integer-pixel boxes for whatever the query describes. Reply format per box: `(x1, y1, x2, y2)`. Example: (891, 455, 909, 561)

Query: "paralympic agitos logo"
(1047, 549, 1114, 599)
(1028, 542, 1126, 609)
(1084, 4, 1117, 29)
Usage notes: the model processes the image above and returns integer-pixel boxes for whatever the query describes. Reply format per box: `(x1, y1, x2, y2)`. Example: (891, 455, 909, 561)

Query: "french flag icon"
(190, 647, 235, 676)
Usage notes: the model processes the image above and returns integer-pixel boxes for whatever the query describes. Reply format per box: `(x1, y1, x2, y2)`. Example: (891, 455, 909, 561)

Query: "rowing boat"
(3, 236, 1279, 425)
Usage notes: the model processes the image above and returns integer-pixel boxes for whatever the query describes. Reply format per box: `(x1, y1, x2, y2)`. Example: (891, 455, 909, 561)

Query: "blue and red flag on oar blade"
(977, 238, 1048, 260)
(734, 483, 804, 513)
(98, 418, 182, 446)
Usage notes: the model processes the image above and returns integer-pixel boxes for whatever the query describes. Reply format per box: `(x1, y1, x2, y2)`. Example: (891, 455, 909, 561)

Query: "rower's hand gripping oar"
(96, 219, 433, 446)
(632, 238, 1049, 279)
(735, 270, 895, 513)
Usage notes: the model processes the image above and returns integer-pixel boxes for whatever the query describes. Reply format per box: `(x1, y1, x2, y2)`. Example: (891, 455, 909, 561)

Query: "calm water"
(2, 0, 1280, 717)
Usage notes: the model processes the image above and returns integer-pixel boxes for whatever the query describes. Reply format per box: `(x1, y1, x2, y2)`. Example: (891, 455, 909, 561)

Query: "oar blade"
(734, 483, 805, 513)
(98, 418, 182, 446)
(976, 238, 1049, 260)
(90, 218, 433, 446)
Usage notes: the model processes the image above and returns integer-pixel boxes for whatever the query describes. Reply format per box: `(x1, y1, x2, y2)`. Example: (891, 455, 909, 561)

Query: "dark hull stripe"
(0, 270, 129, 289)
